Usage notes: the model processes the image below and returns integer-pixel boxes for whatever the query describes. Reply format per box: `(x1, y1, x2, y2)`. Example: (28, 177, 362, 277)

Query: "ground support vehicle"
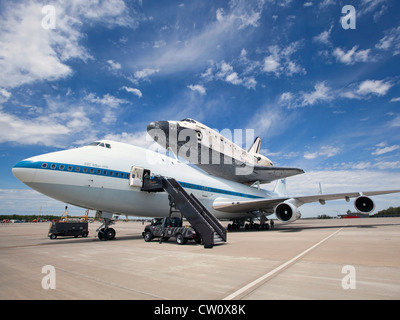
(142, 217, 200, 245)
(48, 221, 89, 239)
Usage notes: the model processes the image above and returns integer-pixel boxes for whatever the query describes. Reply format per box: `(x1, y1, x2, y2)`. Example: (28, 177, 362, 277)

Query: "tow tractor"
(142, 217, 200, 245)
(48, 207, 89, 239)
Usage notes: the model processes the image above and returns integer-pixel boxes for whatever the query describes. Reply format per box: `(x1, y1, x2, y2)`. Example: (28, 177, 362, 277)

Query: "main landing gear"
(96, 211, 116, 241)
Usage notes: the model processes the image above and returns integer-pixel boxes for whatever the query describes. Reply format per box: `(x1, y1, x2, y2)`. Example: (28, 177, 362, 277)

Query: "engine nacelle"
(275, 202, 301, 223)
(354, 196, 375, 214)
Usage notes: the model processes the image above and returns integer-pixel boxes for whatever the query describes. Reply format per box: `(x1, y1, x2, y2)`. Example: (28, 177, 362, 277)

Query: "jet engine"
(275, 202, 301, 223)
(354, 196, 375, 214)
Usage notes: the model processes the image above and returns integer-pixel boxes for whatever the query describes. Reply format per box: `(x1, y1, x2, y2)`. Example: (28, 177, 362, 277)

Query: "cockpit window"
(181, 118, 196, 123)
(87, 141, 111, 149)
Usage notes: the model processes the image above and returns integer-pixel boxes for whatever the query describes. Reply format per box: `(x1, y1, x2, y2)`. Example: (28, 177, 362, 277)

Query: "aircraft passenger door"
(129, 166, 144, 187)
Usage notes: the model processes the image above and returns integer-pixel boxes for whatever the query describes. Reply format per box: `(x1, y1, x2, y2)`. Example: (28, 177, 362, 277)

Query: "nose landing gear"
(96, 211, 116, 241)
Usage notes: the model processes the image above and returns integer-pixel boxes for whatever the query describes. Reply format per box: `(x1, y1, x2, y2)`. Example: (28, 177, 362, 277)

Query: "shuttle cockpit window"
(181, 118, 196, 124)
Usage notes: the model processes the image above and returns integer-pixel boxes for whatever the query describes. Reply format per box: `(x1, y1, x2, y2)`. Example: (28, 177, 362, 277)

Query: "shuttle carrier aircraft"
(12, 119, 400, 246)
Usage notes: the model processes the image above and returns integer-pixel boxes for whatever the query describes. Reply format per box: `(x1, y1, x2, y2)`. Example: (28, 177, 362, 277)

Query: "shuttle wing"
(213, 190, 400, 213)
(196, 163, 304, 184)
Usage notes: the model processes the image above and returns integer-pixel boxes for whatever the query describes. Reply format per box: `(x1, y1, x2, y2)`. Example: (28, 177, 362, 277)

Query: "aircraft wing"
(213, 197, 290, 213)
(213, 190, 400, 213)
(196, 163, 304, 184)
(294, 190, 400, 205)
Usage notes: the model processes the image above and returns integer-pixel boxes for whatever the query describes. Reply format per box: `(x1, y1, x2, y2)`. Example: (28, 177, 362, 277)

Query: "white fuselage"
(12, 140, 276, 219)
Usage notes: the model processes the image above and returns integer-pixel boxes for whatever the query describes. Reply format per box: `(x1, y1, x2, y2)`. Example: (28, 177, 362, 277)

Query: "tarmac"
(1, 217, 400, 300)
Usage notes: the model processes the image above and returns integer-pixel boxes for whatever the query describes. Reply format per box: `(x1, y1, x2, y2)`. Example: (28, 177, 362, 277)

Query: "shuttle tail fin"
(248, 137, 261, 154)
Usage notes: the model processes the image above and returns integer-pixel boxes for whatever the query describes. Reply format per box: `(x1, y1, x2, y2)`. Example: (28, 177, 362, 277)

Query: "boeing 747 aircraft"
(12, 138, 400, 242)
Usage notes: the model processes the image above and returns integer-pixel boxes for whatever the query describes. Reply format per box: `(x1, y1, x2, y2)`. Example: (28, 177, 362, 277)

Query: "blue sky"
(1, 0, 400, 217)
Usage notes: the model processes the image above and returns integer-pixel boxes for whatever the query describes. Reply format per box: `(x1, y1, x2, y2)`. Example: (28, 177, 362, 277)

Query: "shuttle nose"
(147, 121, 170, 133)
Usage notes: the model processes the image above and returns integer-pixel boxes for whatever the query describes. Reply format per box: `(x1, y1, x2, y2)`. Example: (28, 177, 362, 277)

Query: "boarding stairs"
(142, 176, 227, 248)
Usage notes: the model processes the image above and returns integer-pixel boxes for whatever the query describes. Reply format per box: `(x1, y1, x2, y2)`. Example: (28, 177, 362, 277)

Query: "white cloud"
(313, 25, 333, 45)
(357, 80, 392, 96)
(107, 60, 122, 71)
(319, 0, 336, 8)
(133, 68, 160, 81)
(187, 84, 206, 95)
(0, 2, 72, 88)
(0, 111, 69, 146)
(279, 92, 293, 102)
(357, 0, 389, 22)
(131, 0, 265, 76)
(0, 188, 83, 216)
(371, 143, 400, 155)
(375, 161, 400, 170)
(0, 0, 136, 89)
(388, 115, 400, 127)
(216, 0, 264, 30)
(245, 104, 286, 139)
(390, 97, 400, 103)
(281, 78, 394, 109)
(263, 55, 280, 73)
(202, 60, 257, 90)
(0, 103, 94, 147)
(66, 0, 136, 28)
(85, 93, 129, 108)
(301, 81, 332, 106)
(333, 46, 371, 65)
(0, 88, 12, 103)
(304, 145, 341, 160)
(122, 86, 143, 98)
(262, 42, 305, 77)
(225, 72, 242, 85)
(103, 131, 153, 148)
(339, 91, 362, 100)
(375, 26, 400, 55)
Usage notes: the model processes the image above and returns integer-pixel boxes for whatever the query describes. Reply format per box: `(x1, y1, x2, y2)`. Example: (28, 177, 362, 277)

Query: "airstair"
(142, 176, 227, 248)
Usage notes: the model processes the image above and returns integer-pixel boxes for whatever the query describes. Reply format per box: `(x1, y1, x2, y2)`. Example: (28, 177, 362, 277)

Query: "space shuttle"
(147, 118, 287, 183)
(148, 118, 272, 168)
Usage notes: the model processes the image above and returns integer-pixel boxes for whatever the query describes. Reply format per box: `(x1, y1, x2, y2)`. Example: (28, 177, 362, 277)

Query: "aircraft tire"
(104, 228, 116, 240)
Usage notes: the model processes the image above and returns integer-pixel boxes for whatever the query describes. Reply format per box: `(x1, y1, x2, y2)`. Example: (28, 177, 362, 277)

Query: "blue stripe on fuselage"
(14, 160, 263, 199)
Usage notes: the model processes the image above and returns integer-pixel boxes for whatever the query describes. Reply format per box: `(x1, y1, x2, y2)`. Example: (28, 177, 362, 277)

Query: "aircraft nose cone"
(12, 160, 37, 184)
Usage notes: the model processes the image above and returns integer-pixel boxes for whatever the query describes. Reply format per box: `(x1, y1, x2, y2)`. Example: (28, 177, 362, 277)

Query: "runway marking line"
(223, 227, 344, 300)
